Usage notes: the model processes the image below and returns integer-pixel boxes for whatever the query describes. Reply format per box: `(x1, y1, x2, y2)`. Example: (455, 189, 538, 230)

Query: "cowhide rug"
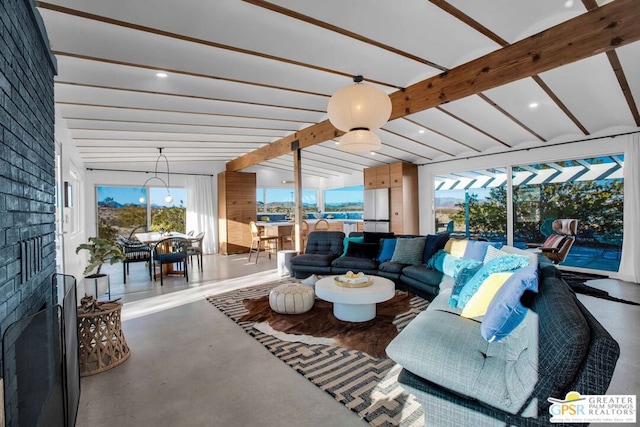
(239, 292, 413, 358)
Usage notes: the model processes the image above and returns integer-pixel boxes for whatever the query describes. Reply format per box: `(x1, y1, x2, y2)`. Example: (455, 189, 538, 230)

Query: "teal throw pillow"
(425, 249, 466, 278)
(342, 236, 364, 256)
(456, 255, 530, 309)
(449, 263, 483, 307)
(390, 237, 426, 265)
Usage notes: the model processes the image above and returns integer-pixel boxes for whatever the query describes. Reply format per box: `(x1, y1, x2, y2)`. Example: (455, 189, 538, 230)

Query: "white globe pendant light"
(327, 76, 391, 152)
(338, 129, 382, 153)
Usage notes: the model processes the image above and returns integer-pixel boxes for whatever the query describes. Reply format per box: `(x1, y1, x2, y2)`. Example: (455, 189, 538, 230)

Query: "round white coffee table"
(315, 275, 395, 322)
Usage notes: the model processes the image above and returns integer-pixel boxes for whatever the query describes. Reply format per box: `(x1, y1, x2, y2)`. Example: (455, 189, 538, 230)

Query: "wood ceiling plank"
(227, 0, 640, 171)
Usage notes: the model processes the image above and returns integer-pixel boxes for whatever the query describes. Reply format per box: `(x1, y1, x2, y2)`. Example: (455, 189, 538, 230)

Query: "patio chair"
(152, 237, 189, 286)
(249, 221, 279, 263)
(116, 235, 152, 284)
(187, 232, 205, 271)
(529, 219, 578, 264)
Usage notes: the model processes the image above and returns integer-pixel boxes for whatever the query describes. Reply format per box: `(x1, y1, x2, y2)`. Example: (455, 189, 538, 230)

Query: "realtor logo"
(549, 391, 636, 423)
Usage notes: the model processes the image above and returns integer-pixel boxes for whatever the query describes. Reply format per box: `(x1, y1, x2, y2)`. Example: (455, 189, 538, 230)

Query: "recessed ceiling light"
(418, 129, 426, 134)
(156, 71, 168, 78)
(564, 0, 574, 8)
(335, 141, 340, 145)
(370, 152, 376, 156)
(529, 102, 539, 109)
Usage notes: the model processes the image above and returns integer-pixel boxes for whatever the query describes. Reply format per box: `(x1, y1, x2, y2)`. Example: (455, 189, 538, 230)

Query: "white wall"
(417, 136, 628, 235)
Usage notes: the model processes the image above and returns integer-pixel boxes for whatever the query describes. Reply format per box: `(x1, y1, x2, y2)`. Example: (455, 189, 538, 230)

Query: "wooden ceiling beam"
(227, 0, 640, 171)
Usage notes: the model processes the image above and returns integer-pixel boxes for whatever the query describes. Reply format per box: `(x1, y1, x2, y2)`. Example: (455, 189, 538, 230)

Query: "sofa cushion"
(345, 241, 379, 259)
(386, 308, 535, 414)
(444, 238, 468, 258)
(331, 256, 379, 271)
(378, 261, 407, 274)
(460, 272, 514, 319)
(422, 233, 450, 264)
(304, 231, 345, 255)
(342, 236, 364, 256)
(480, 263, 538, 342)
(391, 237, 426, 265)
(377, 238, 397, 262)
(456, 255, 530, 309)
(290, 253, 338, 267)
(402, 265, 444, 287)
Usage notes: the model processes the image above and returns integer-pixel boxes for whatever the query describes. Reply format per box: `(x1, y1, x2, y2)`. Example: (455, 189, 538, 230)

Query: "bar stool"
(249, 221, 279, 263)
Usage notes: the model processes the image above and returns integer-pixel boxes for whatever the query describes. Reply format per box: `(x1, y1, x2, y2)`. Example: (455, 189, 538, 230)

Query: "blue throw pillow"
(449, 263, 483, 307)
(481, 263, 539, 342)
(462, 240, 489, 262)
(342, 236, 364, 256)
(377, 238, 397, 262)
(422, 233, 450, 264)
(455, 255, 530, 309)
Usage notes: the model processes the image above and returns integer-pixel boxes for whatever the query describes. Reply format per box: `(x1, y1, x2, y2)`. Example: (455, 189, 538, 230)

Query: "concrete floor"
(76, 254, 639, 426)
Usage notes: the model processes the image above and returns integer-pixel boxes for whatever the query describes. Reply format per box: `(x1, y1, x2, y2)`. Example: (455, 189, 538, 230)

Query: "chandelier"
(327, 75, 391, 152)
(139, 148, 173, 204)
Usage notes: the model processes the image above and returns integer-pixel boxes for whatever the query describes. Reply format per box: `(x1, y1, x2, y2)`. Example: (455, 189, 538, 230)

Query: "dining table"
(134, 232, 195, 278)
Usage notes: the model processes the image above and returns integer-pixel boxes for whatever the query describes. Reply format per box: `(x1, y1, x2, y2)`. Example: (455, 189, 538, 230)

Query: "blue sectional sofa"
(289, 231, 451, 299)
(291, 232, 620, 425)
(387, 254, 620, 426)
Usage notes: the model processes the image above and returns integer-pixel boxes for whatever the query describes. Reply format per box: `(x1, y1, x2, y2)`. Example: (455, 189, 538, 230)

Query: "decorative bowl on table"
(334, 271, 373, 288)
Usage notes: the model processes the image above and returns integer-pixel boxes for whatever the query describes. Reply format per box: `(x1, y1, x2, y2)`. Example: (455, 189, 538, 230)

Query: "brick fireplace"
(0, 0, 58, 424)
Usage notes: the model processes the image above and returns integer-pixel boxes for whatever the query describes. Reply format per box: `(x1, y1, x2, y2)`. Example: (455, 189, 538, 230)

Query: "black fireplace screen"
(2, 274, 79, 427)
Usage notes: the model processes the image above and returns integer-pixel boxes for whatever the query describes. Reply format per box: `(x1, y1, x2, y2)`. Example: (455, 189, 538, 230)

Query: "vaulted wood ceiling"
(40, 0, 640, 179)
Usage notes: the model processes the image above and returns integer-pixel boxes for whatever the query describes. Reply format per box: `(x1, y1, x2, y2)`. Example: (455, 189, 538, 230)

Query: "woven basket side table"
(78, 301, 130, 376)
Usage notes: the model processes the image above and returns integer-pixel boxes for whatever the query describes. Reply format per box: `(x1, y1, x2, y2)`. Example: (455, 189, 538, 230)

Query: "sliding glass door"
(433, 154, 624, 272)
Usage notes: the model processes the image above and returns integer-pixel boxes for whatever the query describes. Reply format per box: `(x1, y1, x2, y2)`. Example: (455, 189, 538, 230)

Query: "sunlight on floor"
(122, 269, 281, 321)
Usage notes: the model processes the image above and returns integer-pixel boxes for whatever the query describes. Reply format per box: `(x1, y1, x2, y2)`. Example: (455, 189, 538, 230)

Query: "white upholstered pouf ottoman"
(269, 284, 315, 314)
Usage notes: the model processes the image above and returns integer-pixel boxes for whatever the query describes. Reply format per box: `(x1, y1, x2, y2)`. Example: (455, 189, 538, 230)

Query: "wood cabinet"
(389, 162, 418, 234)
(218, 171, 256, 254)
(364, 164, 390, 189)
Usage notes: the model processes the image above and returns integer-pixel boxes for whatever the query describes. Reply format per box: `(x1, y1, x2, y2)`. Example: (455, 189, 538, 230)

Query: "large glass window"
(434, 170, 508, 244)
(324, 185, 364, 213)
(432, 155, 624, 272)
(96, 186, 187, 240)
(256, 188, 318, 215)
(513, 155, 623, 271)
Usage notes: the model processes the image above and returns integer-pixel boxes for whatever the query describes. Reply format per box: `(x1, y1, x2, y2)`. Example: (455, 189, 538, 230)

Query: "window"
(96, 186, 187, 240)
(512, 155, 623, 271)
(432, 155, 624, 272)
(256, 188, 318, 214)
(434, 170, 508, 244)
(324, 185, 364, 213)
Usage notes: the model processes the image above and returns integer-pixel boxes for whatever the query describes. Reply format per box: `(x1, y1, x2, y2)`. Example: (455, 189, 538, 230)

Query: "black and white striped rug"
(206, 278, 428, 427)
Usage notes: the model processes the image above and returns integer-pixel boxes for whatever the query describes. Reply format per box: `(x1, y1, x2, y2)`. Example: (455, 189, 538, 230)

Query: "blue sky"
(97, 186, 187, 207)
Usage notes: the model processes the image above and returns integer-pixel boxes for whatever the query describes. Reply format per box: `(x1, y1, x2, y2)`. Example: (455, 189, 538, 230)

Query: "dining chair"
(314, 219, 330, 231)
(152, 237, 189, 286)
(300, 221, 310, 252)
(187, 232, 205, 271)
(249, 221, 279, 263)
(116, 235, 152, 284)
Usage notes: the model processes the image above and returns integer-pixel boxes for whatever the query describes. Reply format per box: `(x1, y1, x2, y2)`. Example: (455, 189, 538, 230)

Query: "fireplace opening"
(2, 274, 80, 427)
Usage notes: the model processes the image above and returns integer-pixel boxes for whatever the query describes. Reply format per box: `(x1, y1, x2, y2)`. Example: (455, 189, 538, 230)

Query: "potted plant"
(76, 237, 126, 298)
